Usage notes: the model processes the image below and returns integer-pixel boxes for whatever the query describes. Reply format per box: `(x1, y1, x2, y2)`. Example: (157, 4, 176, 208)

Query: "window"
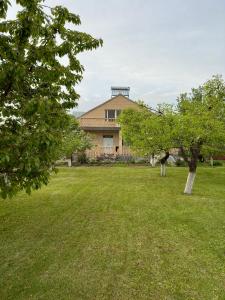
(105, 109, 122, 121)
(107, 110, 115, 119)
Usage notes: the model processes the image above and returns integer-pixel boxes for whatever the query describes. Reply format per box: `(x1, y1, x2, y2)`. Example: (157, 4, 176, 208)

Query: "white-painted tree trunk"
(160, 163, 166, 177)
(67, 159, 72, 167)
(4, 173, 10, 186)
(210, 156, 214, 167)
(184, 172, 196, 194)
(150, 155, 156, 167)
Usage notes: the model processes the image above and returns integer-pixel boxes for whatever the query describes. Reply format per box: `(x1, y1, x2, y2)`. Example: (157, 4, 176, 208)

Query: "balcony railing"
(78, 118, 120, 128)
(86, 146, 132, 158)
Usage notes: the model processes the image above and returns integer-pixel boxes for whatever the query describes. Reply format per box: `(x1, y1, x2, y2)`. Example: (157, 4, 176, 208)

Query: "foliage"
(119, 103, 175, 164)
(175, 158, 186, 167)
(57, 115, 92, 160)
(120, 75, 225, 192)
(170, 75, 225, 193)
(210, 160, 223, 167)
(77, 152, 88, 164)
(175, 75, 225, 172)
(0, 0, 102, 198)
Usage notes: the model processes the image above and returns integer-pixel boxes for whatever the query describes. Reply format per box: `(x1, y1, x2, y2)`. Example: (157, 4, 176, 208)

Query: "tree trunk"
(68, 159, 72, 167)
(184, 171, 196, 194)
(180, 144, 201, 195)
(160, 163, 166, 177)
(184, 159, 197, 194)
(159, 151, 169, 176)
(150, 154, 156, 167)
(210, 156, 214, 167)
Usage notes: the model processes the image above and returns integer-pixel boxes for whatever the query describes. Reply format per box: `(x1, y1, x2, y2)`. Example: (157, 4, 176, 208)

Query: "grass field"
(1, 166, 225, 300)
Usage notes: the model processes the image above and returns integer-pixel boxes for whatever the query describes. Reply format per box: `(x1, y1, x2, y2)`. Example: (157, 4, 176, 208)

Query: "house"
(78, 87, 139, 159)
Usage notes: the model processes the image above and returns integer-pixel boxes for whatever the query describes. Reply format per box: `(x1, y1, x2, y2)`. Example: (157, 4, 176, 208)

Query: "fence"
(85, 146, 132, 160)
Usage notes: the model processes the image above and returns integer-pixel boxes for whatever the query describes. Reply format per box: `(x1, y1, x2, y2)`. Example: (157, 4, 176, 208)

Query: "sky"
(7, 0, 225, 112)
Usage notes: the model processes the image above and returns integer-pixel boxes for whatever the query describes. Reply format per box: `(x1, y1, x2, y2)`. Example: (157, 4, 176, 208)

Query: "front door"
(103, 135, 113, 153)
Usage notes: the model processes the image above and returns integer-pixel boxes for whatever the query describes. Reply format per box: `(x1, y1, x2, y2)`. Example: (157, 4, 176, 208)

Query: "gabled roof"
(78, 94, 138, 118)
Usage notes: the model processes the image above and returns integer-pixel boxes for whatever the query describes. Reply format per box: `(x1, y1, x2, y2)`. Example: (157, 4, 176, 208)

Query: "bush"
(88, 158, 98, 164)
(212, 160, 223, 167)
(134, 157, 147, 164)
(115, 155, 134, 162)
(78, 152, 88, 164)
(175, 158, 186, 167)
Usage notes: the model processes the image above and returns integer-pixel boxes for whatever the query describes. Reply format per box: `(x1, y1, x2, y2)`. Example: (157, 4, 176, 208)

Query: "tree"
(175, 75, 225, 194)
(57, 115, 92, 165)
(120, 75, 225, 194)
(0, 0, 102, 198)
(119, 103, 175, 176)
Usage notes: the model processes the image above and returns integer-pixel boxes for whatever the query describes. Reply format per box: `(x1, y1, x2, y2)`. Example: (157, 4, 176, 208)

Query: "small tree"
(120, 76, 225, 194)
(119, 103, 175, 176)
(174, 75, 225, 194)
(57, 116, 92, 165)
(0, 0, 102, 197)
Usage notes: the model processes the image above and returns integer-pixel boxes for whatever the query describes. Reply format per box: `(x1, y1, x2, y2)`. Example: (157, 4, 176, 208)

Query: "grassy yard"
(1, 166, 225, 300)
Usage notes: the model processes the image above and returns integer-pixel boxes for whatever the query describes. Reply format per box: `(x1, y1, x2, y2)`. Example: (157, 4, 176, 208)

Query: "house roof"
(78, 94, 138, 119)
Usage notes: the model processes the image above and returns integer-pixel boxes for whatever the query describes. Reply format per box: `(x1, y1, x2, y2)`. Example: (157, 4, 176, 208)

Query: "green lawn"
(1, 166, 225, 300)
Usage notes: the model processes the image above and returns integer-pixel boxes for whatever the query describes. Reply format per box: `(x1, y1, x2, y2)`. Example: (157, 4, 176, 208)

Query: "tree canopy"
(57, 115, 92, 161)
(0, 0, 102, 198)
(119, 75, 225, 194)
(119, 103, 175, 175)
(174, 75, 225, 193)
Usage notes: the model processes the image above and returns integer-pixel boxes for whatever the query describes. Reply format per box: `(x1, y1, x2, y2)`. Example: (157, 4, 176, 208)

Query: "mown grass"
(1, 166, 225, 300)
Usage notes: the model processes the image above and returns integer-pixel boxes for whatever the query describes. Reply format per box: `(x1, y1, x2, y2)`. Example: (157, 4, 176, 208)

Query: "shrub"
(115, 155, 134, 162)
(134, 157, 147, 164)
(175, 158, 186, 167)
(78, 152, 88, 164)
(212, 160, 223, 167)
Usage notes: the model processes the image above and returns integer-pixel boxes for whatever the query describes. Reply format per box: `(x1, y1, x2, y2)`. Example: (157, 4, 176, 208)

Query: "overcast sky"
(8, 0, 225, 112)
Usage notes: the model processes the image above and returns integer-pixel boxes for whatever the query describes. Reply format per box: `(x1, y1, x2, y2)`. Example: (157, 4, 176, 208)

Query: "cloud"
(7, 0, 225, 111)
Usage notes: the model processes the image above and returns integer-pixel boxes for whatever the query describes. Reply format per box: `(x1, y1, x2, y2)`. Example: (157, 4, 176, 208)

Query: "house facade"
(78, 87, 139, 159)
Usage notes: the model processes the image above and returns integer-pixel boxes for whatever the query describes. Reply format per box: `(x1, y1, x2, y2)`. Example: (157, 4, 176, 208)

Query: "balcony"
(78, 118, 120, 130)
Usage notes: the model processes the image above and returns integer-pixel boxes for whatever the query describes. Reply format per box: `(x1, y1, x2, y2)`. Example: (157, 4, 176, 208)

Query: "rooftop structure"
(111, 86, 130, 98)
